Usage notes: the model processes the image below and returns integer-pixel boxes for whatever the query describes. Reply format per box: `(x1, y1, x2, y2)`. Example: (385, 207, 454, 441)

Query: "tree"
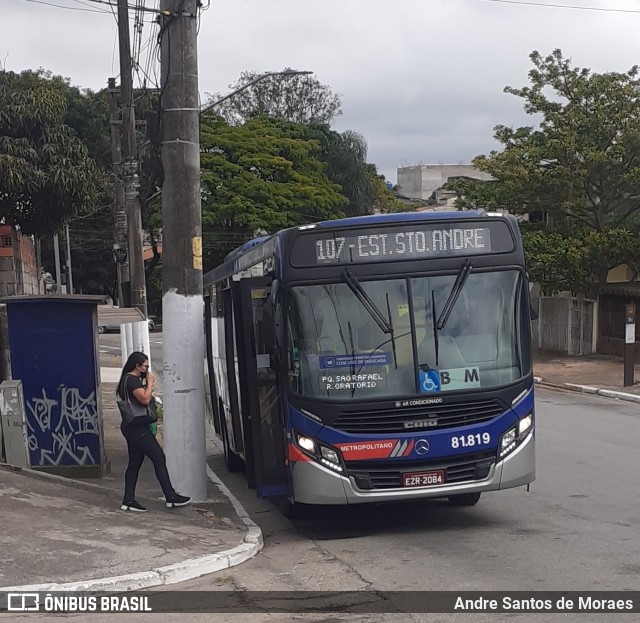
(0, 70, 102, 237)
(205, 70, 342, 126)
(24, 78, 118, 297)
(205, 71, 402, 219)
(465, 50, 640, 231)
(522, 227, 640, 295)
(447, 50, 640, 295)
(307, 125, 405, 217)
(197, 115, 347, 269)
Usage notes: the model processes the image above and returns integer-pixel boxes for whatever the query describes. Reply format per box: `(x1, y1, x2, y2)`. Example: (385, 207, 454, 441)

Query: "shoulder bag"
(117, 377, 152, 426)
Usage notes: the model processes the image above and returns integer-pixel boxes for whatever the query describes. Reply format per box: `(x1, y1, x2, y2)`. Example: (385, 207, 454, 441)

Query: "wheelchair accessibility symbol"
(419, 369, 441, 394)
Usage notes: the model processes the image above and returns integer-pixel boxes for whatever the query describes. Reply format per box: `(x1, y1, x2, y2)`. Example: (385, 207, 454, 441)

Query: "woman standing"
(117, 351, 191, 512)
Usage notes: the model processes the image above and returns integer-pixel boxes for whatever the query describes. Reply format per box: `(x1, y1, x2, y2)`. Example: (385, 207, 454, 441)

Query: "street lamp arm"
(200, 70, 312, 114)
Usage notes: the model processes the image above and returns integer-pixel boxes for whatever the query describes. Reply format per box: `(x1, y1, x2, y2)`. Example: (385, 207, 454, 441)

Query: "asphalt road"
(82, 339, 640, 622)
(178, 386, 639, 622)
(98, 330, 164, 378)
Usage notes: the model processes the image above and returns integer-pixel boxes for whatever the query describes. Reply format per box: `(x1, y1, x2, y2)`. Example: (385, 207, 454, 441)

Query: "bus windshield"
(287, 270, 530, 399)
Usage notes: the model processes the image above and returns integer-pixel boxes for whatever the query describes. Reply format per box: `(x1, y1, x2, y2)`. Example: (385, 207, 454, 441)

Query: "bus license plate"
(403, 470, 445, 487)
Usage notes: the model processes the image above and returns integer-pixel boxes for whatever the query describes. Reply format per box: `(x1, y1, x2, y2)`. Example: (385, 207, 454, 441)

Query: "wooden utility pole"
(160, 0, 207, 501)
(117, 0, 150, 361)
(108, 77, 130, 307)
(117, 0, 147, 321)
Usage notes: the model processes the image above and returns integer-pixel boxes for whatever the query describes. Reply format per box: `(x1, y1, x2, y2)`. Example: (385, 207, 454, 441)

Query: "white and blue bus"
(204, 211, 535, 510)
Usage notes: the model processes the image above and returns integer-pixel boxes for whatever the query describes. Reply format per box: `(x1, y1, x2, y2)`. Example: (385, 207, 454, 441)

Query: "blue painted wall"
(6, 298, 101, 468)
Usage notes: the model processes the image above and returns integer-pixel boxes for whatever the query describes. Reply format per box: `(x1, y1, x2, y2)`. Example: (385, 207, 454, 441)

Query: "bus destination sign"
(291, 220, 514, 266)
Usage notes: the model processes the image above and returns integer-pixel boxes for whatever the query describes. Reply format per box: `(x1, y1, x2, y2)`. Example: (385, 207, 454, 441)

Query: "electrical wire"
(482, 0, 640, 14)
(16, 0, 173, 15)
(16, 0, 111, 13)
(69, 0, 112, 11)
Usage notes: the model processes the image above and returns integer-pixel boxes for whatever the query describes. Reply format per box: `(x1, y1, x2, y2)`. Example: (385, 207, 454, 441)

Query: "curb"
(534, 378, 640, 404)
(0, 466, 263, 592)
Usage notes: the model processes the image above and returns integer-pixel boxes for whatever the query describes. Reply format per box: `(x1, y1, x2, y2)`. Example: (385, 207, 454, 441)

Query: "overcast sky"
(3, 0, 640, 183)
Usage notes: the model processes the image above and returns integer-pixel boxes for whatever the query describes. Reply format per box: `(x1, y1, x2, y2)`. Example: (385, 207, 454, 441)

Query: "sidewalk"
(0, 355, 262, 592)
(533, 351, 640, 403)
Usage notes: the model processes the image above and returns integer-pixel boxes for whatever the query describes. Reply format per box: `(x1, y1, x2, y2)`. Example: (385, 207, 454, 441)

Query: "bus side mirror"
(529, 282, 539, 321)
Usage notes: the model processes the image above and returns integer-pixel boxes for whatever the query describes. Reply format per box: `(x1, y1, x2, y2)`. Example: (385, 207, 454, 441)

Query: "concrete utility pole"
(65, 225, 74, 294)
(159, 0, 207, 501)
(108, 77, 130, 308)
(117, 0, 150, 361)
(53, 234, 62, 293)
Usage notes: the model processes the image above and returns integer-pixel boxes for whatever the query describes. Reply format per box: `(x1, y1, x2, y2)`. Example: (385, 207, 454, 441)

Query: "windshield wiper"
(431, 289, 440, 368)
(385, 293, 398, 370)
(342, 269, 392, 334)
(347, 320, 357, 383)
(436, 259, 472, 331)
(342, 269, 398, 371)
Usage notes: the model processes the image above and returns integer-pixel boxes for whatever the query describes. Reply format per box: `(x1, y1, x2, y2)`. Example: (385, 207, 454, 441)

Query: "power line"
(17, 0, 111, 13)
(69, 0, 111, 11)
(482, 0, 640, 14)
(17, 0, 171, 15)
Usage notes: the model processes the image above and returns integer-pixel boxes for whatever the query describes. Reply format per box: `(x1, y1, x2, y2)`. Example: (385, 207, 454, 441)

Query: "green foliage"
(199, 115, 347, 268)
(368, 168, 407, 214)
(305, 126, 402, 216)
(454, 50, 640, 294)
(468, 50, 640, 231)
(521, 226, 640, 295)
(0, 70, 103, 237)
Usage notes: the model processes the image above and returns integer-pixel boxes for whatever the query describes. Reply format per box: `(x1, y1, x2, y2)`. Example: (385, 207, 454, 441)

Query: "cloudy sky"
(3, 0, 640, 183)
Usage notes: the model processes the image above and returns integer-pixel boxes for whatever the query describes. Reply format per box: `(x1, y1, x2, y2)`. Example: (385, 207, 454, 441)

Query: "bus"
(203, 210, 535, 511)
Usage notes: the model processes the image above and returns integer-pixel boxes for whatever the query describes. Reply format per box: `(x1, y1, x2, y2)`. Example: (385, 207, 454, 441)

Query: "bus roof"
(204, 210, 506, 286)
(315, 210, 485, 229)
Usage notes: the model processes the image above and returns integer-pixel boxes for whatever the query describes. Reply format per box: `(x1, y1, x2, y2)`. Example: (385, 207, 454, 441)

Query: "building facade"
(397, 164, 493, 206)
(0, 226, 39, 296)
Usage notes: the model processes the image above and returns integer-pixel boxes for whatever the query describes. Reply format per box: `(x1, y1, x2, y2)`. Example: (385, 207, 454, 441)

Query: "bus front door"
(237, 278, 290, 498)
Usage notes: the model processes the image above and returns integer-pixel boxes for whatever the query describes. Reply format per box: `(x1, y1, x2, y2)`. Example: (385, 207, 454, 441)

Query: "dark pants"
(121, 425, 176, 503)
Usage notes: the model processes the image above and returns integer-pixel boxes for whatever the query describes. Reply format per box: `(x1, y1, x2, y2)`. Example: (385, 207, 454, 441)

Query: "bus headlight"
(499, 428, 517, 458)
(518, 413, 533, 437)
(499, 412, 534, 459)
(294, 433, 344, 473)
(297, 435, 316, 453)
(321, 446, 340, 464)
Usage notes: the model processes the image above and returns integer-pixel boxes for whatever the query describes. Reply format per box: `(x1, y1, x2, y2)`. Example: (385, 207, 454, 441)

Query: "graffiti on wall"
(26, 386, 99, 466)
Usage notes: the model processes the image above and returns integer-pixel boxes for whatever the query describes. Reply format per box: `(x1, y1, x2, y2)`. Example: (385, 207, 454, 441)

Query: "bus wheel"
(448, 492, 481, 506)
(221, 418, 244, 473)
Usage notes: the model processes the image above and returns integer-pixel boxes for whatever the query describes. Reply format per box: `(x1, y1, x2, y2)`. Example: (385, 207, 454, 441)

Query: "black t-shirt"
(119, 374, 154, 427)
(123, 375, 145, 403)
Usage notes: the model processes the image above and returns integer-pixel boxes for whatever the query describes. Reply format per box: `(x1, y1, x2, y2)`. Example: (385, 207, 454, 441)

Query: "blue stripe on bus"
(259, 484, 290, 497)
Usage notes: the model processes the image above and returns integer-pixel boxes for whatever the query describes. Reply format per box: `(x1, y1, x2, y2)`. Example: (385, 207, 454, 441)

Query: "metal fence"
(532, 295, 595, 356)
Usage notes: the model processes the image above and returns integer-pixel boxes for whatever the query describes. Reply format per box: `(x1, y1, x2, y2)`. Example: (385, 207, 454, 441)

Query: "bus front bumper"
(291, 432, 535, 505)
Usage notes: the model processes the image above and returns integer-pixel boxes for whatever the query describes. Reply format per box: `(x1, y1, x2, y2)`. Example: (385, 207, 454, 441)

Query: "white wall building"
(397, 164, 493, 207)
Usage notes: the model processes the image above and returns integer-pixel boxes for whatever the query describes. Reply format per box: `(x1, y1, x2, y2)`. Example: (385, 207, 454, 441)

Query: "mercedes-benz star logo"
(415, 439, 430, 455)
